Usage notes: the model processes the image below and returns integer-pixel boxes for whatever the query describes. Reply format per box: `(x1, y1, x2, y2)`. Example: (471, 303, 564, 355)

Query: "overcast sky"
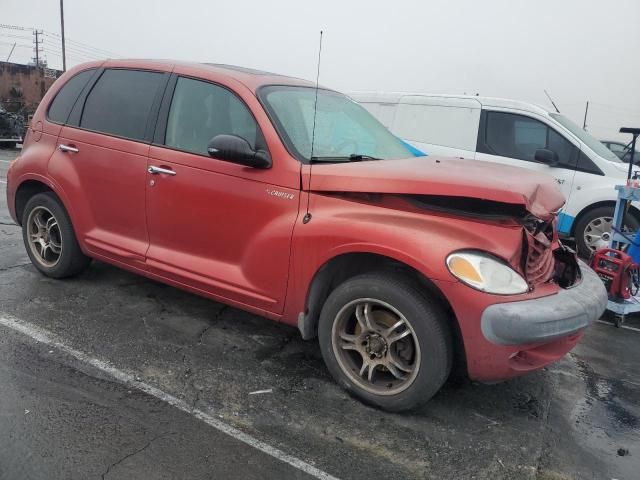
(3, 0, 640, 141)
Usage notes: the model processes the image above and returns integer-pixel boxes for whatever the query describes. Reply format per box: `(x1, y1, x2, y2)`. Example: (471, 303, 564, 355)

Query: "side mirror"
(207, 134, 271, 169)
(534, 148, 559, 166)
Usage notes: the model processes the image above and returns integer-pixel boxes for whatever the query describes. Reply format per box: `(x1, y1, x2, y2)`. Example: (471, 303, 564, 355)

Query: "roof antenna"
(544, 89, 560, 113)
(303, 30, 323, 224)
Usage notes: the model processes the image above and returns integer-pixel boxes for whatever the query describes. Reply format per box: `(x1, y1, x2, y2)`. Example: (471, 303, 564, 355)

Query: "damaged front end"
(408, 194, 581, 290)
(520, 215, 580, 289)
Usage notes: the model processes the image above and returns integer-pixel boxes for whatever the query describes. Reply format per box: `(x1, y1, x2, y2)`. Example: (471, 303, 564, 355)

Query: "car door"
(145, 74, 300, 314)
(48, 68, 168, 267)
(475, 109, 578, 206)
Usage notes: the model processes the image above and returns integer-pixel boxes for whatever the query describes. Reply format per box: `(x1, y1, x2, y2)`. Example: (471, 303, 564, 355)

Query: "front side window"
(550, 112, 622, 163)
(259, 85, 414, 162)
(165, 77, 259, 156)
(80, 69, 164, 141)
(47, 68, 96, 124)
(480, 111, 576, 168)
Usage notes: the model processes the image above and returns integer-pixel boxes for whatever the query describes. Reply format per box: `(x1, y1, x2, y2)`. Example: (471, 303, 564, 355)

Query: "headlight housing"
(446, 251, 529, 295)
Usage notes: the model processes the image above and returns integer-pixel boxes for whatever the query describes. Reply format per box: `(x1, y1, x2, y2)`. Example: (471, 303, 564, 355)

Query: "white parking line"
(0, 180, 6, 184)
(0, 314, 340, 480)
(596, 319, 640, 333)
(0, 159, 12, 163)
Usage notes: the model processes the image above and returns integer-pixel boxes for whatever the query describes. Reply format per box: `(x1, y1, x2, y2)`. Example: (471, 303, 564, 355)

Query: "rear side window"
(164, 77, 259, 155)
(478, 111, 577, 168)
(80, 69, 164, 141)
(394, 101, 480, 151)
(47, 69, 96, 124)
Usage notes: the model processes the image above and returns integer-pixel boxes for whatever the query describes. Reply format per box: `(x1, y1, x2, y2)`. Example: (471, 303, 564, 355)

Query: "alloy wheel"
(331, 298, 420, 395)
(27, 206, 62, 267)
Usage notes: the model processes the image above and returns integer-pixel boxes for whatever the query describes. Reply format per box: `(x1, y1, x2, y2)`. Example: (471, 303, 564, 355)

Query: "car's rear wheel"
(22, 192, 91, 278)
(318, 273, 452, 412)
(574, 206, 640, 258)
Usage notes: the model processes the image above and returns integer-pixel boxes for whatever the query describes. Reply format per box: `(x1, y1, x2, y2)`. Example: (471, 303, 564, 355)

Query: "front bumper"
(433, 260, 606, 383)
(480, 260, 607, 346)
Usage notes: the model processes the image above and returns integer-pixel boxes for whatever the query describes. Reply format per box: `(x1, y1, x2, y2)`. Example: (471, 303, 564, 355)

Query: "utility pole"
(583, 101, 589, 130)
(60, 0, 66, 71)
(33, 29, 43, 67)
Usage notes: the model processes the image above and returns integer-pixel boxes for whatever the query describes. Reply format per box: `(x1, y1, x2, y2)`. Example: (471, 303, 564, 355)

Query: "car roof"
(349, 91, 553, 117)
(78, 59, 318, 93)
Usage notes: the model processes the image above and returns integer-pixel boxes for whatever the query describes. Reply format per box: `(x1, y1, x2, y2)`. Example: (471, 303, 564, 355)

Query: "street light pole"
(59, 0, 66, 71)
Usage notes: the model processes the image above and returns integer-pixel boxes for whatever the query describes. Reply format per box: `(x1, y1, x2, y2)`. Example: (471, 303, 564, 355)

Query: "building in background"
(0, 61, 61, 119)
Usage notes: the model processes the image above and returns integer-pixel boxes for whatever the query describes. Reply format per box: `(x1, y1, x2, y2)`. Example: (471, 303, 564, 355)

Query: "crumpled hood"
(306, 156, 565, 219)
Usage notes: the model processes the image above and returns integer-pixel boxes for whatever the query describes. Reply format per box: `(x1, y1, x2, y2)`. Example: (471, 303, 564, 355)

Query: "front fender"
(281, 192, 525, 325)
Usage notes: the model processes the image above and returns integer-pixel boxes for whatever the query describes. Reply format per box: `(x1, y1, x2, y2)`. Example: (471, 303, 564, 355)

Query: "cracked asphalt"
(1, 147, 639, 479)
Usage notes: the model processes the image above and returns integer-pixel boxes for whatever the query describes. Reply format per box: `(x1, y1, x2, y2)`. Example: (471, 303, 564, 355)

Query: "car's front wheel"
(318, 273, 452, 412)
(22, 192, 91, 278)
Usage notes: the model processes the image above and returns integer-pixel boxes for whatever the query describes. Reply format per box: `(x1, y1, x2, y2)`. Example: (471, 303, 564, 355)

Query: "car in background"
(351, 93, 638, 257)
(602, 139, 637, 163)
(0, 103, 25, 149)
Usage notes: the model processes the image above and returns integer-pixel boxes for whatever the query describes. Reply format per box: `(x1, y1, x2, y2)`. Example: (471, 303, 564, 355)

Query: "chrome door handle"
(58, 144, 79, 153)
(148, 165, 176, 176)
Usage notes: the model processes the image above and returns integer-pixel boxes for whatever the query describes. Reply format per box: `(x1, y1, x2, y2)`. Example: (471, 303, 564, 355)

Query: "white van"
(351, 93, 637, 257)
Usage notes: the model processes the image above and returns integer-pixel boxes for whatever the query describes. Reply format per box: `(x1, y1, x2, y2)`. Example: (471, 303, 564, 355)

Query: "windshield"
(259, 85, 417, 162)
(550, 113, 622, 163)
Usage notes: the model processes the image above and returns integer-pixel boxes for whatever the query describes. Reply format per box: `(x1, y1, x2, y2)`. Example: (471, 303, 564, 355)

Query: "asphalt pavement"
(0, 147, 638, 479)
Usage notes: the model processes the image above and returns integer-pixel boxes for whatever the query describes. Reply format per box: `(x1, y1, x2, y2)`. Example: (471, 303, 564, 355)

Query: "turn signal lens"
(447, 256, 483, 283)
(446, 251, 529, 295)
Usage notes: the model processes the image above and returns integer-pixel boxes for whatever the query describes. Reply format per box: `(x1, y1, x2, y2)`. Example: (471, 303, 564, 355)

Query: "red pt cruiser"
(6, 60, 607, 411)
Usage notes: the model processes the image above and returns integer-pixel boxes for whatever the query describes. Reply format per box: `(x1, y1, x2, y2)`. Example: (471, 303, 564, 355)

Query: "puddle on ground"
(571, 357, 639, 460)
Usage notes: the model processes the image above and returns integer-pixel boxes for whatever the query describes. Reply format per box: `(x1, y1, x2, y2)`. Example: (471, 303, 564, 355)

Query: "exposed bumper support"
(481, 261, 607, 346)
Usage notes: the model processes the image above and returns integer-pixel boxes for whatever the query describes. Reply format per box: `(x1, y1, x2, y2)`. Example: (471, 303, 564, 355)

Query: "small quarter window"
(47, 69, 96, 124)
(80, 69, 164, 141)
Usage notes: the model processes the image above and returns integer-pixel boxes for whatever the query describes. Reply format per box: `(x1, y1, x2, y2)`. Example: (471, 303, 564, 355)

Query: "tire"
(574, 206, 640, 259)
(318, 272, 452, 412)
(22, 192, 91, 278)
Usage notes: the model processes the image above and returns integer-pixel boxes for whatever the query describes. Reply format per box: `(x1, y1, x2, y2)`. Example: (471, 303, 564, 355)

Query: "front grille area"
(523, 219, 557, 285)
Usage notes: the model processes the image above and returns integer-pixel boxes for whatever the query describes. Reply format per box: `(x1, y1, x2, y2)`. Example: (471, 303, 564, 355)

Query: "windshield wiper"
(309, 154, 380, 163)
(349, 154, 379, 161)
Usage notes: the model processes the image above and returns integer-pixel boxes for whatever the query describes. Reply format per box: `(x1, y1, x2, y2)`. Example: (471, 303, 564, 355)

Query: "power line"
(42, 43, 102, 62)
(42, 47, 99, 63)
(43, 30, 120, 57)
(0, 41, 31, 48)
(42, 42, 101, 59)
(1, 23, 121, 67)
(0, 24, 30, 31)
(42, 37, 101, 58)
(0, 32, 32, 40)
(43, 50, 95, 64)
